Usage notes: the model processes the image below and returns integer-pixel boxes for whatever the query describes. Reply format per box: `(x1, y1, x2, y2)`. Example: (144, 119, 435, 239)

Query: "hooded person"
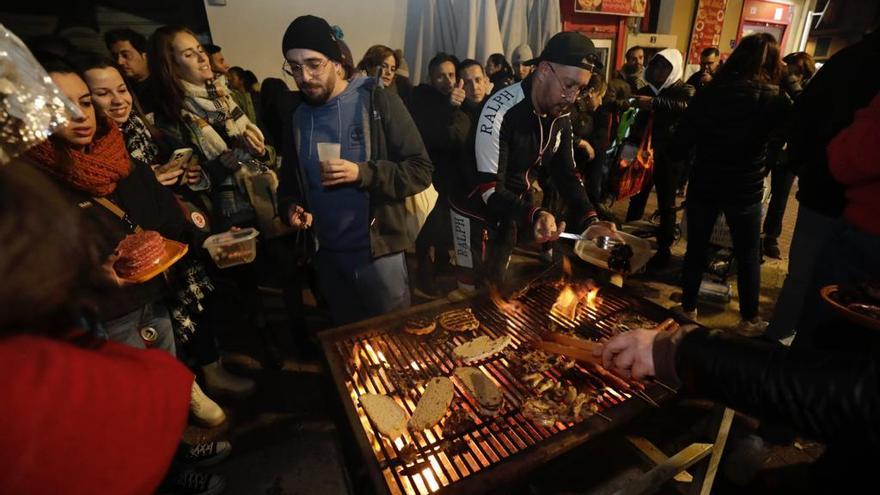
(276, 15, 432, 325)
(624, 48, 695, 269)
(511, 44, 534, 81)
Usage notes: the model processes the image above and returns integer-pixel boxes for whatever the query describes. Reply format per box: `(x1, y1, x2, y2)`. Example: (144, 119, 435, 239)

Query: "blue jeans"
(682, 199, 763, 320)
(315, 250, 411, 325)
(791, 221, 880, 352)
(104, 301, 177, 355)
(766, 205, 837, 340)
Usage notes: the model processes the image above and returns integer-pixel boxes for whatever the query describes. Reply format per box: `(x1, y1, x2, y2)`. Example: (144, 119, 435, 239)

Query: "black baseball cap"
(524, 31, 603, 72)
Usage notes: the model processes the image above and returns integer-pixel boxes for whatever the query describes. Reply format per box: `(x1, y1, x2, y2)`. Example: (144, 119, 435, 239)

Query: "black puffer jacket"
(672, 79, 790, 205)
(788, 30, 880, 218)
(629, 81, 694, 158)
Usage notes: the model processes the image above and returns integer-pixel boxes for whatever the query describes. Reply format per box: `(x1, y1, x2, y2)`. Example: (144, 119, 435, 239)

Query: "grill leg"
(614, 405, 734, 495)
(688, 406, 734, 495)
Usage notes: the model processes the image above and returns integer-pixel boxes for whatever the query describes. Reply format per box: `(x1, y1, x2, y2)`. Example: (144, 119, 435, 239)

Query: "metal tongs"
(557, 232, 624, 251)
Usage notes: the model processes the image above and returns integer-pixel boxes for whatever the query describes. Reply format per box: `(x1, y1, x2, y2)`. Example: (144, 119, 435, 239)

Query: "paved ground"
(185, 184, 823, 494)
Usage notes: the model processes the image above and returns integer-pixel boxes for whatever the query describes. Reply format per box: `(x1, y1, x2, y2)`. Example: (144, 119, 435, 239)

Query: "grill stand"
(319, 283, 730, 495)
(616, 405, 734, 495)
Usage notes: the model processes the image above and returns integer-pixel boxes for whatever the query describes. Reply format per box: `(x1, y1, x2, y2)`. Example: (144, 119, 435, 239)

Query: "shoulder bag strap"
(93, 197, 143, 233)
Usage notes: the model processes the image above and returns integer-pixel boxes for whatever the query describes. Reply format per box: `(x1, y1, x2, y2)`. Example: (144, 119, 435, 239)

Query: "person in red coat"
(0, 161, 193, 495)
(788, 91, 880, 352)
(828, 91, 880, 236)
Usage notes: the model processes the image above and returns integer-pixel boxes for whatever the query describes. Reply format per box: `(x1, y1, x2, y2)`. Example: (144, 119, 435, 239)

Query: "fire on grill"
(320, 274, 680, 495)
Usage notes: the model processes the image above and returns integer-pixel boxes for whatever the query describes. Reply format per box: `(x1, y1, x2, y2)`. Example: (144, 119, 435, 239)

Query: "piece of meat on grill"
(439, 308, 481, 333)
(441, 408, 476, 437)
(453, 367, 503, 416)
(403, 315, 437, 335)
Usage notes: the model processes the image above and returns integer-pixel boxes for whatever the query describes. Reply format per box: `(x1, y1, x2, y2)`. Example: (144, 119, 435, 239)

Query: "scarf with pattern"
(120, 114, 159, 164)
(179, 75, 264, 160)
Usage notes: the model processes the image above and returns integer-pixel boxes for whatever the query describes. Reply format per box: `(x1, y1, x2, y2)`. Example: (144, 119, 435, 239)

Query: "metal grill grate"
(324, 282, 674, 495)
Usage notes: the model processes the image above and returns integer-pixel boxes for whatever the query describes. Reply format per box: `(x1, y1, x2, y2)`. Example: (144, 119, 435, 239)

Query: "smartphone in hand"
(155, 148, 193, 175)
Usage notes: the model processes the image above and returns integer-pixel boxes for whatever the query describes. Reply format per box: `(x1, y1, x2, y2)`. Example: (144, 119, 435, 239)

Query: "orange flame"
(551, 280, 601, 321)
(551, 285, 579, 321)
(489, 285, 523, 314)
(585, 284, 602, 310)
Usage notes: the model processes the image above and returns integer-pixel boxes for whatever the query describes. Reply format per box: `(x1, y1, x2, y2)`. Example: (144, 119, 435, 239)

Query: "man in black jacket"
(277, 15, 432, 324)
(450, 32, 616, 287)
(685, 46, 720, 92)
(599, 321, 880, 493)
(625, 48, 695, 269)
(408, 53, 470, 298)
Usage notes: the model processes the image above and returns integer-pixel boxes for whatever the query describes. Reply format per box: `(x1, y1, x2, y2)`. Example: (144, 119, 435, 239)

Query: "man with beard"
(685, 46, 721, 92)
(277, 15, 432, 324)
(449, 31, 617, 287)
(104, 29, 156, 114)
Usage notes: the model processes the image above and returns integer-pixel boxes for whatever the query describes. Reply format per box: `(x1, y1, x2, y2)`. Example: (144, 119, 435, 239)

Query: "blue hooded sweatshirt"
(293, 76, 373, 252)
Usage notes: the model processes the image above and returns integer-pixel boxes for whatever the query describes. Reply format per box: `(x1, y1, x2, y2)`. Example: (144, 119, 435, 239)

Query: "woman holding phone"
(77, 54, 207, 189)
(78, 53, 258, 399)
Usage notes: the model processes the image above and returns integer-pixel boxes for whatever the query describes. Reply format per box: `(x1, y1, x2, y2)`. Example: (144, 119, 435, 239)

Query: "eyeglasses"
(282, 57, 331, 78)
(546, 63, 589, 101)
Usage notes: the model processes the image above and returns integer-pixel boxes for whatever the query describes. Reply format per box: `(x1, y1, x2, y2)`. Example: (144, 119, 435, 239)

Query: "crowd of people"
(0, 10, 878, 494)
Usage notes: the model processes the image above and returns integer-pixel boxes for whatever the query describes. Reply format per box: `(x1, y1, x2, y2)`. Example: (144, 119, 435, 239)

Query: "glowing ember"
(410, 360, 420, 371)
(422, 467, 440, 492)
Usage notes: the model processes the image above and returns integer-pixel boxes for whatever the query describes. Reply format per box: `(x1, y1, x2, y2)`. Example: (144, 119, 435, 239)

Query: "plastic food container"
(202, 228, 259, 268)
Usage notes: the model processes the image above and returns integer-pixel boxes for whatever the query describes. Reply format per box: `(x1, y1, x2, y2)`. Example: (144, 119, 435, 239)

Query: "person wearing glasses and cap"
(276, 15, 432, 324)
(448, 31, 618, 289)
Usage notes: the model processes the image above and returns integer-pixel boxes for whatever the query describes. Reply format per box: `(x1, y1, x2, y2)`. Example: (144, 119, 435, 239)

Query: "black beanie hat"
(281, 15, 343, 62)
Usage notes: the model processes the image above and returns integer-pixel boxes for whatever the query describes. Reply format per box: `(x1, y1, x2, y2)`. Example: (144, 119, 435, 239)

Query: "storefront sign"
(687, 0, 728, 65)
(574, 0, 647, 17)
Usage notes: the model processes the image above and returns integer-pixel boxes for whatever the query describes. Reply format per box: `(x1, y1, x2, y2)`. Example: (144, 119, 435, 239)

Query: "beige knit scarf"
(179, 75, 264, 160)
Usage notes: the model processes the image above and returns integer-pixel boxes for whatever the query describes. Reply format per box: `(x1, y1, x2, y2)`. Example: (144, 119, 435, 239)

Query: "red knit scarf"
(27, 123, 132, 197)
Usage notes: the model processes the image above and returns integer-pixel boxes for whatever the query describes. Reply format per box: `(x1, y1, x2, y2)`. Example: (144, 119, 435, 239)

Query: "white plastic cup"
(316, 142, 341, 161)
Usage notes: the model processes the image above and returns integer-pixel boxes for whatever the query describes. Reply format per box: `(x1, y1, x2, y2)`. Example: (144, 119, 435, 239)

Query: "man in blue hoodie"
(277, 15, 433, 325)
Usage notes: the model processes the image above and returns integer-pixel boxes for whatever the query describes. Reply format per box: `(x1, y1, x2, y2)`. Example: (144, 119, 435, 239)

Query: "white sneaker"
(202, 361, 255, 399)
(735, 318, 769, 337)
(190, 381, 226, 427)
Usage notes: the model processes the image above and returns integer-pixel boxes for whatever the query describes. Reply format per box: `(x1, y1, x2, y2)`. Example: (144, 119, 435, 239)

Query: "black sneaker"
(647, 248, 672, 270)
(159, 468, 226, 495)
(763, 239, 782, 259)
(181, 440, 232, 467)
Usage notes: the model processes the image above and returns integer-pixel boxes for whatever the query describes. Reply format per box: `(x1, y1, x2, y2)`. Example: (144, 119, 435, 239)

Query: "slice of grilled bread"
(408, 377, 454, 431)
(453, 367, 503, 416)
(360, 394, 408, 440)
(404, 315, 437, 336)
(439, 308, 480, 332)
(453, 335, 512, 363)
